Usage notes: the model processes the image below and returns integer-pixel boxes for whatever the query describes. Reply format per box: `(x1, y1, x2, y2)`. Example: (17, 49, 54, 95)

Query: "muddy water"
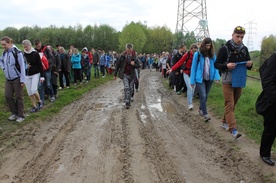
(0, 70, 272, 183)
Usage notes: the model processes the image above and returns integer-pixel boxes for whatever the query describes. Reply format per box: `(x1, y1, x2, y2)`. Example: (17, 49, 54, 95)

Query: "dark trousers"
(59, 70, 70, 88)
(73, 69, 82, 83)
(100, 65, 105, 76)
(174, 72, 184, 92)
(260, 103, 276, 157)
(5, 78, 24, 117)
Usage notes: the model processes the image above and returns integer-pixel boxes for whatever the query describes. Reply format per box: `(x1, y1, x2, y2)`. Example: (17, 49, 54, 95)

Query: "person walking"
(34, 39, 55, 103)
(114, 43, 141, 109)
(91, 48, 100, 79)
(22, 40, 44, 112)
(215, 26, 252, 139)
(256, 53, 276, 166)
(190, 38, 220, 122)
(168, 44, 198, 110)
(71, 48, 82, 85)
(0, 36, 26, 122)
(58, 47, 71, 89)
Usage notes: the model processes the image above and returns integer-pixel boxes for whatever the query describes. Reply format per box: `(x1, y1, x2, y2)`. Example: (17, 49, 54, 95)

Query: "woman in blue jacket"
(190, 38, 220, 122)
(71, 48, 82, 85)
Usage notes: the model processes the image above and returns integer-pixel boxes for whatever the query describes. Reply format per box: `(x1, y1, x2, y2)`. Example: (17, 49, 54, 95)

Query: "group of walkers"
(0, 36, 118, 122)
(1, 25, 276, 167)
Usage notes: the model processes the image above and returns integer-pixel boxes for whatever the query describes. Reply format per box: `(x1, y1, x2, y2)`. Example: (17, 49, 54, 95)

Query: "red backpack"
(40, 47, 49, 71)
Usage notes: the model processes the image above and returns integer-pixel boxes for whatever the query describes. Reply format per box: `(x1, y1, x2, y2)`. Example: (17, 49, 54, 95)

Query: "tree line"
(0, 21, 274, 65)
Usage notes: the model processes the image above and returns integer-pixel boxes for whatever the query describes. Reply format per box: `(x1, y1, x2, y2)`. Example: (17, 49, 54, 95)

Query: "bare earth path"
(0, 70, 275, 183)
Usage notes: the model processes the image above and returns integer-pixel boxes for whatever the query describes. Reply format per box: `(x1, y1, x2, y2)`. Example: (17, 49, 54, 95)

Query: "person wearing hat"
(215, 26, 253, 139)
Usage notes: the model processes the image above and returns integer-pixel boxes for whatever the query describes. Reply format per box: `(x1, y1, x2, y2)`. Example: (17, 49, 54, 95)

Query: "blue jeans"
(184, 73, 194, 106)
(39, 70, 54, 103)
(123, 74, 134, 104)
(196, 80, 213, 115)
(93, 64, 99, 78)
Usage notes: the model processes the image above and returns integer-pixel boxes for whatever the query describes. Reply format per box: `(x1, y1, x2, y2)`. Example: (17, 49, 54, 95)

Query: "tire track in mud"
(135, 72, 186, 183)
(136, 71, 266, 183)
(118, 111, 134, 182)
(9, 81, 122, 183)
(15, 98, 94, 182)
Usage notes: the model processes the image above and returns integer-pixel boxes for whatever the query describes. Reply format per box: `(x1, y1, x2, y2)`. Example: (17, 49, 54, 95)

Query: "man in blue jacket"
(0, 36, 26, 122)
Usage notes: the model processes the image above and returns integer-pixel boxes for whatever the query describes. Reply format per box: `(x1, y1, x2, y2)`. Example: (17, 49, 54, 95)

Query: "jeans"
(184, 73, 194, 106)
(123, 74, 134, 104)
(100, 65, 105, 76)
(39, 70, 54, 103)
(93, 64, 99, 78)
(84, 65, 91, 81)
(196, 80, 213, 115)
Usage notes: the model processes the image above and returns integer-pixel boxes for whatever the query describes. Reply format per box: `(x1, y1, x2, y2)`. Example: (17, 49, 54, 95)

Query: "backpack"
(40, 47, 50, 71)
(11, 48, 28, 74)
(82, 55, 90, 67)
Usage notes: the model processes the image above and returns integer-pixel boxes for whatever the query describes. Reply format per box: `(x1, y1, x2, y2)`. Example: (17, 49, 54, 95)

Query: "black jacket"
(114, 51, 140, 80)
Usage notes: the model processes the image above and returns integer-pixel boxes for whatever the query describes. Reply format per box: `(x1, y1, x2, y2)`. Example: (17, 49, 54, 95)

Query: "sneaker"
(58, 87, 62, 90)
(8, 114, 17, 121)
(188, 104, 194, 111)
(102, 75, 106, 78)
(74, 83, 77, 86)
(37, 101, 43, 110)
(174, 85, 176, 92)
(66, 86, 70, 89)
(204, 115, 211, 122)
(131, 97, 134, 102)
(176, 91, 181, 95)
(16, 116, 25, 123)
(232, 128, 242, 139)
(30, 107, 38, 113)
(221, 122, 229, 131)
(198, 110, 204, 117)
(50, 96, 55, 102)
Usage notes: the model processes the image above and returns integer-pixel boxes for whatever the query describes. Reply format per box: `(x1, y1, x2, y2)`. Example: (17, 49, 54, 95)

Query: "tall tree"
(119, 22, 147, 53)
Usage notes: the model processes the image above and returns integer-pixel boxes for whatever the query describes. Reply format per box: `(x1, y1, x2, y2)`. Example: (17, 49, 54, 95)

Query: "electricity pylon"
(245, 20, 257, 51)
(175, 0, 210, 42)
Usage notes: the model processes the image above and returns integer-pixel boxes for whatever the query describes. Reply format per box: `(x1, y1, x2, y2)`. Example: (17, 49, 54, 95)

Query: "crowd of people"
(0, 36, 119, 122)
(1, 25, 276, 167)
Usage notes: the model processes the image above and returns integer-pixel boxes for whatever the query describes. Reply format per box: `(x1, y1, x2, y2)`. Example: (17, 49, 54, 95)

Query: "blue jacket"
(99, 54, 108, 66)
(0, 46, 26, 83)
(71, 53, 81, 69)
(190, 51, 220, 85)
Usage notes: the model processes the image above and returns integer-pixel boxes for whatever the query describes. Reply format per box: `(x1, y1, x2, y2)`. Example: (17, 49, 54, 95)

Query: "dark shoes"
(125, 102, 131, 109)
(261, 156, 275, 166)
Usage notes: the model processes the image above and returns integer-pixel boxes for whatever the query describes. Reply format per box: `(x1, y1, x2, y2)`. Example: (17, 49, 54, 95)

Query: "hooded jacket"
(0, 46, 26, 83)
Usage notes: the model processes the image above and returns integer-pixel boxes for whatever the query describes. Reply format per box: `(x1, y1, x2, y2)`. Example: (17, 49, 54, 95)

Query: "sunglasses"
(236, 26, 245, 31)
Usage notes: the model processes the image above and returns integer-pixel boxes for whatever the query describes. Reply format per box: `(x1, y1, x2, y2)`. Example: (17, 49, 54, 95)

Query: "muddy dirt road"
(0, 70, 275, 183)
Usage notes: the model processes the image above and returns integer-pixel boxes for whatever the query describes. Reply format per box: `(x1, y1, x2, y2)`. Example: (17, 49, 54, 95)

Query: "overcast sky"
(0, 0, 275, 51)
